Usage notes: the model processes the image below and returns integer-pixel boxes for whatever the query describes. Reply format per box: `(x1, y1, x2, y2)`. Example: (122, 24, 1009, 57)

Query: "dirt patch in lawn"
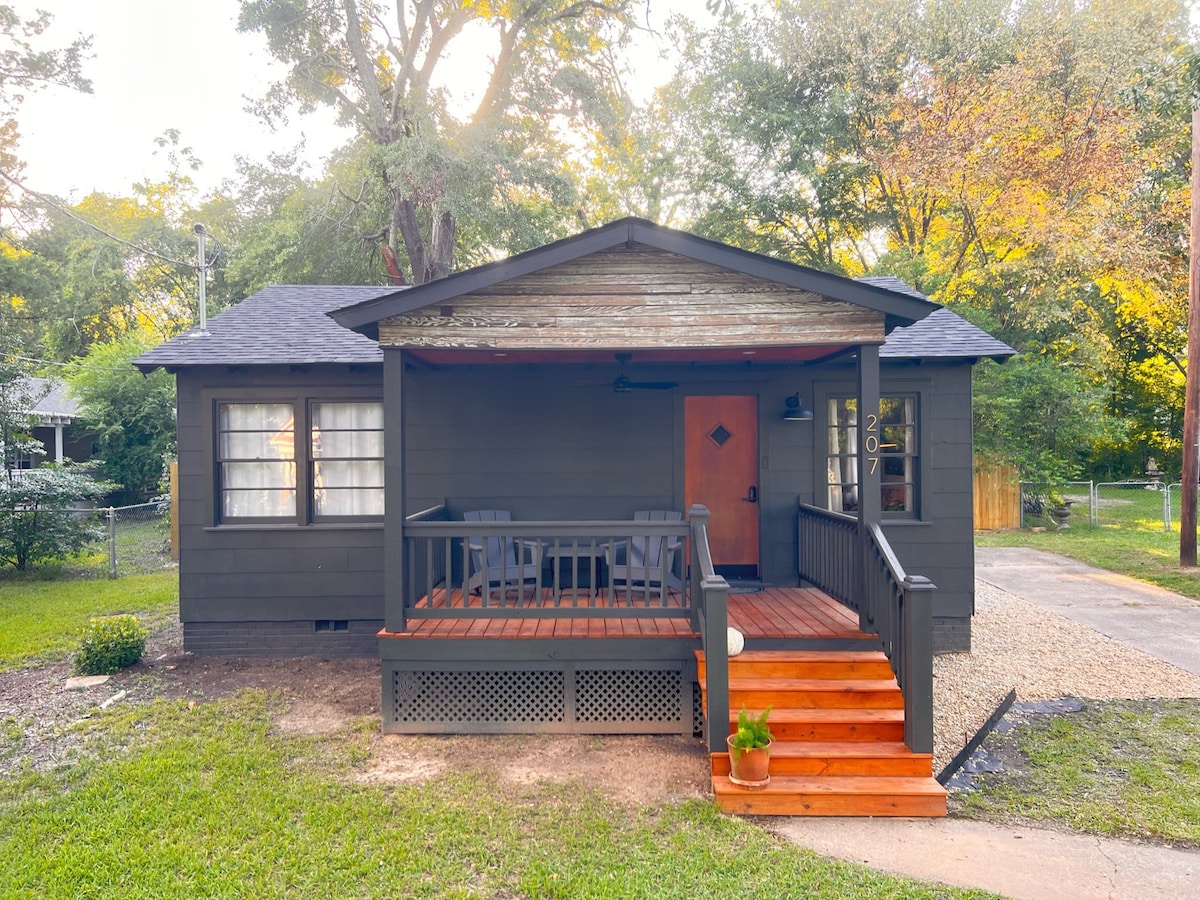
(0, 617, 711, 808)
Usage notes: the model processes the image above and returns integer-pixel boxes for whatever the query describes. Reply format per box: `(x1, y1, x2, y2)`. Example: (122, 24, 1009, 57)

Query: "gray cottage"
(136, 219, 1012, 816)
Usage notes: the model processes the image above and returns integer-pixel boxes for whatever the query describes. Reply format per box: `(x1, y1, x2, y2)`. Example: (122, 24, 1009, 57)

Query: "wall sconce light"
(782, 392, 813, 422)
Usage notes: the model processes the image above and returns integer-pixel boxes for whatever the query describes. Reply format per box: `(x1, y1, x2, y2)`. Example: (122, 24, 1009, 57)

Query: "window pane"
(220, 403, 294, 432)
(314, 460, 383, 489)
(222, 487, 296, 518)
(219, 431, 296, 460)
(828, 427, 856, 455)
(222, 461, 295, 490)
(879, 425, 913, 453)
(878, 397, 912, 425)
(882, 483, 913, 512)
(313, 430, 384, 458)
(315, 487, 384, 517)
(312, 401, 383, 431)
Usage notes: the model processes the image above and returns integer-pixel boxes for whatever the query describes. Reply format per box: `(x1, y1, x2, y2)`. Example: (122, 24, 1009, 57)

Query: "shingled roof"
(133, 285, 401, 372)
(21, 376, 82, 422)
(133, 274, 1011, 372)
(856, 277, 1014, 361)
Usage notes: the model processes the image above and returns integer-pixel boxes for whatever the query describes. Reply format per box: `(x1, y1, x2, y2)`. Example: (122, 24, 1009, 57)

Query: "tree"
(973, 354, 1125, 485)
(0, 314, 45, 477)
(665, 0, 1193, 477)
(0, 465, 109, 570)
(64, 333, 177, 505)
(17, 138, 205, 359)
(0, 5, 91, 212)
(238, 0, 639, 283)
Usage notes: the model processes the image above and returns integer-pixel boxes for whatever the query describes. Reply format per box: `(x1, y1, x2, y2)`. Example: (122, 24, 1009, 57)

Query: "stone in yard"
(64, 675, 111, 690)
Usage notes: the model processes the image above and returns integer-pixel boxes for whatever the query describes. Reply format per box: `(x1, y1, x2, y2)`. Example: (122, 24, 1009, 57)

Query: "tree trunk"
(429, 211, 456, 281)
(391, 189, 428, 284)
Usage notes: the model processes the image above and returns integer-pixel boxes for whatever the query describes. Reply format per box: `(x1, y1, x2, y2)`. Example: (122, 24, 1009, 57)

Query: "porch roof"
(131, 223, 1013, 372)
(333, 218, 940, 345)
(18, 377, 82, 425)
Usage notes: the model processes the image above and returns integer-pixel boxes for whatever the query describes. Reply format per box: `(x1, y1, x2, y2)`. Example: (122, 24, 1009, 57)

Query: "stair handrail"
(689, 504, 730, 753)
(797, 502, 935, 755)
(864, 522, 934, 755)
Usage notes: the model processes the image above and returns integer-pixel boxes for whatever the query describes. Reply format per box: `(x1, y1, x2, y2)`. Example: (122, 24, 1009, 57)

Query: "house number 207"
(865, 412, 879, 475)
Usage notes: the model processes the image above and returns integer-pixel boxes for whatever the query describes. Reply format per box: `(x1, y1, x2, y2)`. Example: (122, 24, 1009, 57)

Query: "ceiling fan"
(611, 353, 678, 393)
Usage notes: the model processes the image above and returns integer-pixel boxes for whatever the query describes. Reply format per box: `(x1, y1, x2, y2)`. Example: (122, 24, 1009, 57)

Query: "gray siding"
(809, 361, 976, 632)
(176, 366, 385, 656)
(176, 357, 975, 655)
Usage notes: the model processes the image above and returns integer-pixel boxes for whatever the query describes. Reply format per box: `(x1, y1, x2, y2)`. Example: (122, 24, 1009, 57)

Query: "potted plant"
(727, 706, 773, 789)
(1048, 490, 1072, 529)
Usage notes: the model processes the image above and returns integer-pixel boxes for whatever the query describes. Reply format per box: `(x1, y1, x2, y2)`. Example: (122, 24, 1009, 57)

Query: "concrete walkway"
(771, 547, 1200, 899)
(774, 816, 1197, 900)
(975, 546, 1200, 677)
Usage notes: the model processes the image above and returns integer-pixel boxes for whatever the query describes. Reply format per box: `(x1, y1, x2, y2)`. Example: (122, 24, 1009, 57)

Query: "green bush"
(75, 615, 147, 675)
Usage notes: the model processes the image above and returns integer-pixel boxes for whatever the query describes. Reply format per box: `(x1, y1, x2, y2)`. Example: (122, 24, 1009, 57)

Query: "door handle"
(743, 486, 758, 503)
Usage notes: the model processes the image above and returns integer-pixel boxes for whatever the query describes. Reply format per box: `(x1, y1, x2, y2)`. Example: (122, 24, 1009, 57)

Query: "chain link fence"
(100, 500, 175, 577)
(1, 500, 175, 578)
(1020, 480, 1196, 532)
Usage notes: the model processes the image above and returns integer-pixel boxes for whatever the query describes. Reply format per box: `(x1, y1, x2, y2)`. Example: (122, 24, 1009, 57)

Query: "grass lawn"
(972, 523, 1200, 844)
(955, 699, 1200, 847)
(0, 570, 178, 670)
(0, 691, 998, 899)
(975, 526, 1200, 599)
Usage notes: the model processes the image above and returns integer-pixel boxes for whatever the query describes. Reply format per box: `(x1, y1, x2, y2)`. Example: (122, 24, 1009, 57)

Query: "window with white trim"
(215, 399, 383, 523)
(827, 396, 918, 517)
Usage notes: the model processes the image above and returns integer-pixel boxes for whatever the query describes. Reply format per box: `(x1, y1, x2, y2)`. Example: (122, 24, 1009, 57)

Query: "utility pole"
(1182, 107, 1200, 566)
(193, 223, 209, 335)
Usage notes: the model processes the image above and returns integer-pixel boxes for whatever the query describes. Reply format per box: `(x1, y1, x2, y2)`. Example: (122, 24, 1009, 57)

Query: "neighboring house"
(135, 219, 1013, 816)
(8, 376, 93, 471)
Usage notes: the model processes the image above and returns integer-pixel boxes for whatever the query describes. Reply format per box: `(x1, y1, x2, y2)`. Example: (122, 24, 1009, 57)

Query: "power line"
(4, 354, 136, 373)
(0, 168, 215, 270)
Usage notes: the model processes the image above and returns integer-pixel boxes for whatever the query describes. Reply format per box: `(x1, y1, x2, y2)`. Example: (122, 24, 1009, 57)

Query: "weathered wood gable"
(377, 244, 886, 350)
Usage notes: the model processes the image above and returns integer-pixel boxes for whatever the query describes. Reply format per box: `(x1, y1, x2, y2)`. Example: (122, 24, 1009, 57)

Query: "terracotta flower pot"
(727, 736, 771, 789)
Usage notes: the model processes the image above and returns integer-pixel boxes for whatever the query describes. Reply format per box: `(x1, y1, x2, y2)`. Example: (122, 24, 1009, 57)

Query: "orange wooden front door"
(685, 395, 759, 578)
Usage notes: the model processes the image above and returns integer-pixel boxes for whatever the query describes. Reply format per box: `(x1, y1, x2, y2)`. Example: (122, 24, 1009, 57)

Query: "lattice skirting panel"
(384, 661, 694, 735)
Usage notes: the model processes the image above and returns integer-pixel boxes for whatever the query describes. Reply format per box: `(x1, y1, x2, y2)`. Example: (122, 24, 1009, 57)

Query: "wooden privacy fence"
(974, 461, 1020, 530)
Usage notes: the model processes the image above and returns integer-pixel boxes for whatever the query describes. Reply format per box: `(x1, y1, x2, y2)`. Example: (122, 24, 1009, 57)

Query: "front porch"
(377, 506, 945, 815)
(379, 585, 871, 643)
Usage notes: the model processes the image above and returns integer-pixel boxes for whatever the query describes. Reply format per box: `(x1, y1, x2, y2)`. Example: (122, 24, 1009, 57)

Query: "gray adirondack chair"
(464, 510, 543, 598)
(605, 510, 683, 599)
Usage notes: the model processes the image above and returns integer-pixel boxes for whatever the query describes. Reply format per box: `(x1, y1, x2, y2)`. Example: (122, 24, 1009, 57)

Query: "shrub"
(75, 614, 147, 675)
(0, 465, 113, 571)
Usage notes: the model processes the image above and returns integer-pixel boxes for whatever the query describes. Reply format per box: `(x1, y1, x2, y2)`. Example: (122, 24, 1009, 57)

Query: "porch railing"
(400, 515, 692, 619)
(797, 503, 935, 754)
(688, 505, 730, 752)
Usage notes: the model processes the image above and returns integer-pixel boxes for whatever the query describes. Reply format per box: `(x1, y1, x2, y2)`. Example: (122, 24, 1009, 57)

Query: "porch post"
(856, 343, 881, 632)
(902, 575, 935, 754)
(383, 348, 407, 633)
(702, 576, 730, 753)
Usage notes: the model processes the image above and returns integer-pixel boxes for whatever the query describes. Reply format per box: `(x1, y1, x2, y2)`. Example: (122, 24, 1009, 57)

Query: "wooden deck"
(378, 585, 872, 641)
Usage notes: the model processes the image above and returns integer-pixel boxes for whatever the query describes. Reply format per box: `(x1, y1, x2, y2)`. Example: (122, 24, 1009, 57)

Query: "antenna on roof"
(193, 223, 210, 336)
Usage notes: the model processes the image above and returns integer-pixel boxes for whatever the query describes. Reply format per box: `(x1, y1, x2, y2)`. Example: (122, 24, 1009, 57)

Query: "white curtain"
(312, 402, 384, 516)
(219, 403, 296, 518)
(827, 398, 858, 512)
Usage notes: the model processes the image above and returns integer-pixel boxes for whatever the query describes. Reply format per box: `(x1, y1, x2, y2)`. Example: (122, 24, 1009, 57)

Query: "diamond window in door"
(708, 424, 733, 447)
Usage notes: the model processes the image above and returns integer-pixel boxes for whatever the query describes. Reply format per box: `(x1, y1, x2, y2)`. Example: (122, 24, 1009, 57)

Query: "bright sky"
(12, 0, 706, 202)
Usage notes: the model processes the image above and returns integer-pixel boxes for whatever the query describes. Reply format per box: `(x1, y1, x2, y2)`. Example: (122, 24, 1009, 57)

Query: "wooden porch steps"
(698, 649, 946, 817)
